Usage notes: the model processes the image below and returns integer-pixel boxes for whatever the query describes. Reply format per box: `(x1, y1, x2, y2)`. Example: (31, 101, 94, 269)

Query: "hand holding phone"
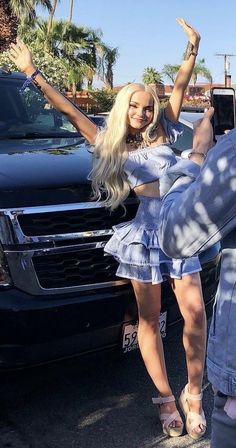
(210, 87, 236, 140)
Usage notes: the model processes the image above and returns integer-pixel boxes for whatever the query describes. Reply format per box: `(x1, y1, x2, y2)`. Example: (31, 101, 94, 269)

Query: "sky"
(37, 0, 236, 87)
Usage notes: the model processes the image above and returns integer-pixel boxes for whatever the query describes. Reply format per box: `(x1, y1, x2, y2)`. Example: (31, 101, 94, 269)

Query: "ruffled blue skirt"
(104, 195, 201, 284)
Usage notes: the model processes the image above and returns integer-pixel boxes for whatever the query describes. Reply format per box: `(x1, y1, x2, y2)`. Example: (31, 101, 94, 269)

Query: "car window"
(0, 77, 83, 139)
(89, 115, 106, 128)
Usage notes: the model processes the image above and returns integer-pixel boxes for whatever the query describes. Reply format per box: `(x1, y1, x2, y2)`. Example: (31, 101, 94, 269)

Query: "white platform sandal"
(152, 395, 184, 437)
(179, 384, 206, 440)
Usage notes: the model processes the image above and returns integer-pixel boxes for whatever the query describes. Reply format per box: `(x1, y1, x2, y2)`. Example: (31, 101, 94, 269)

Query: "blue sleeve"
(159, 129, 236, 257)
(159, 159, 200, 197)
(124, 157, 139, 189)
(160, 108, 183, 144)
(166, 158, 201, 179)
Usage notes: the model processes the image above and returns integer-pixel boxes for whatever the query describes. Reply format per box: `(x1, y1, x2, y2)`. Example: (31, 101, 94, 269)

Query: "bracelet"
(19, 68, 48, 93)
(19, 68, 40, 94)
(183, 41, 199, 60)
(30, 68, 40, 80)
(188, 151, 206, 159)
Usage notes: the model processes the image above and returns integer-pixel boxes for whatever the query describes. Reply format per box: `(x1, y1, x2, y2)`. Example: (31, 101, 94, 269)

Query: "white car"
(174, 111, 204, 157)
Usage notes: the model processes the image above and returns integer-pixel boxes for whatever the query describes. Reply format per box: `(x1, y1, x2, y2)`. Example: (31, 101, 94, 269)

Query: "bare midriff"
(134, 180, 160, 197)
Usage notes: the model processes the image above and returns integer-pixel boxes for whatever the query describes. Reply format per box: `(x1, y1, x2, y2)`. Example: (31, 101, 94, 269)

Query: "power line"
(215, 53, 236, 86)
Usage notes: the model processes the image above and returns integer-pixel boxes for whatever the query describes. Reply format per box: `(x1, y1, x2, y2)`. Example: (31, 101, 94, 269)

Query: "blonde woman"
(9, 18, 206, 439)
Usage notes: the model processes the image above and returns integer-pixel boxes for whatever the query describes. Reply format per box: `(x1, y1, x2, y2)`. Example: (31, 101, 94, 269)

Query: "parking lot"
(0, 325, 213, 448)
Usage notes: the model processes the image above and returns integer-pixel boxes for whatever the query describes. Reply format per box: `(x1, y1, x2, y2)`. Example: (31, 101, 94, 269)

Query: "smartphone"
(210, 87, 236, 140)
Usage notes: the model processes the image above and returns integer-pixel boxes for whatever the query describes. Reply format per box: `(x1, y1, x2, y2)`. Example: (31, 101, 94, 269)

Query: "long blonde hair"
(89, 83, 161, 210)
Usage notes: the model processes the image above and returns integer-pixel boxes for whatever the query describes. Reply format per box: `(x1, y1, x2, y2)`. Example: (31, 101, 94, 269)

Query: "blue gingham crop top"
(124, 109, 184, 190)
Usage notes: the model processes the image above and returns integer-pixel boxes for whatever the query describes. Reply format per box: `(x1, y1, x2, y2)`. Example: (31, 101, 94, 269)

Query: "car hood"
(0, 142, 92, 189)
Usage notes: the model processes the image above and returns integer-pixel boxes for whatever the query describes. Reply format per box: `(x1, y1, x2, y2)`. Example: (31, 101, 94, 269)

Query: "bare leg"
(131, 279, 182, 429)
(170, 273, 207, 433)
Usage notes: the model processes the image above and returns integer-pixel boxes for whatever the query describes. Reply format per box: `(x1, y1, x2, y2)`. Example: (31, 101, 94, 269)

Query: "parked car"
(174, 110, 204, 154)
(88, 113, 108, 128)
(0, 69, 219, 368)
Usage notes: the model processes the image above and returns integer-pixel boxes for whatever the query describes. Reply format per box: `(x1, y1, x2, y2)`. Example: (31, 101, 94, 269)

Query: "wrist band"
(30, 68, 40, 80)
(183, 41, 199, 60)
(20, 68, 48, 94)
(19, 68, 40, 94)
(188, 151, 206, 159)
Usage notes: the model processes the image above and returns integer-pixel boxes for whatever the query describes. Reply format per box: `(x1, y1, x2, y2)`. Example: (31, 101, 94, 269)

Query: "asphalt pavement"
(0, 324, 213, 448)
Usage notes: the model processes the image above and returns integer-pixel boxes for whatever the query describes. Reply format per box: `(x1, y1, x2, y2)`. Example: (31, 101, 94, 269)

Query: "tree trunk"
(0, 3, 18, 52)
(68, 0, 74, 24)
(148, 83, 165, 97)
(47, 0, 57, 35)
(72, 81, 77, 104)
(105, 67, 113, 90)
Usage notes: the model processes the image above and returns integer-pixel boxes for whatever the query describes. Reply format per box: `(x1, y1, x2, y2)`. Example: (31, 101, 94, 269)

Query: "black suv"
(0, 69, 220, 369)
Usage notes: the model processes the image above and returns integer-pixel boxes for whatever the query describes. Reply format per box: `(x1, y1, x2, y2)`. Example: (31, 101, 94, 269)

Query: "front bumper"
(0, 251, 220, 369)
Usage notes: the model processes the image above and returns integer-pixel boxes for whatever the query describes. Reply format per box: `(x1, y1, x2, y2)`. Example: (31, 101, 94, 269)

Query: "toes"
(193, 424, 206, 434)
(169, 420, 182, 428)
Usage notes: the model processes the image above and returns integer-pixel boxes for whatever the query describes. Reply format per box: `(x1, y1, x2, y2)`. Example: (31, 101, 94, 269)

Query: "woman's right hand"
(9, 38, 36, 76)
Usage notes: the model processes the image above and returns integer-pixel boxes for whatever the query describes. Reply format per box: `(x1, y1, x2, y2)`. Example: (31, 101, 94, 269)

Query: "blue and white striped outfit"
(104, 110, 202, 284)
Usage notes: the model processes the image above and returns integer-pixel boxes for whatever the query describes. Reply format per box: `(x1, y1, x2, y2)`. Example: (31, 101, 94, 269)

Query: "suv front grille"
(33, 249, 118, 289)
(18, 203, 138, 236)
(4, 199, 138, 295)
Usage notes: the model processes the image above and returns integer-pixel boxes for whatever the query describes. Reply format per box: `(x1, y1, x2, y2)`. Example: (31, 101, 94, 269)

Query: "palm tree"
(142, 67, 164, 96)
(162, 64, 182, 84)
(47, 0, 74, 35)
(0, 0, 52, 51)
(47, 0, 59, 35)
(65, 26, 104, 89)
(142, 67, 163, 85)
(66, 62, 85, 102)
(10, 0, 52, 21)
(30, 18, 91, 56)
(192, 59, 212, 85)
(83, 65, 96, 90)
(0, 2, 18, 51)
(68, 0, 74, 24)
(162, 59, 212, 85)
(20, 18, 105, 93)
(100, 46, 119, 90)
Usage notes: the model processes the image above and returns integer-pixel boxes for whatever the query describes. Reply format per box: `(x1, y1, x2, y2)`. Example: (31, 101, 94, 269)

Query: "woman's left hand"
(192, 107, 215, 156)
(176, 17, 200, 46)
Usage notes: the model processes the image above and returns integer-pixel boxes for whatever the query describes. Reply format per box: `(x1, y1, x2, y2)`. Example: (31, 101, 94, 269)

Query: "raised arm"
(165, 18, 200, 122)
(9, 39, 97, 144)
(159, 108, 236, 257)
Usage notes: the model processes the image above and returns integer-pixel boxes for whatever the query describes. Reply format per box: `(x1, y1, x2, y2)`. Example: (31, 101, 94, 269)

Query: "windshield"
(0, 77, 83, 140)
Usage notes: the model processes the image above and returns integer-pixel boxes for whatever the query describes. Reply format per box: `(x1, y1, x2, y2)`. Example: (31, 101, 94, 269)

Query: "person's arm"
(9, 39, 97, 144)
(165, 18, 200, 122)
(159, 108, 236, 257)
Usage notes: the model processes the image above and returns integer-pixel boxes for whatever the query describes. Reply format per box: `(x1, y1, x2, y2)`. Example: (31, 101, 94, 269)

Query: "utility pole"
(215, 53, 236, 86)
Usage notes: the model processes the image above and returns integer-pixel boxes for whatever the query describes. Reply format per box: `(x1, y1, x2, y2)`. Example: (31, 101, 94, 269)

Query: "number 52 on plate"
(122, 311, 167, 354)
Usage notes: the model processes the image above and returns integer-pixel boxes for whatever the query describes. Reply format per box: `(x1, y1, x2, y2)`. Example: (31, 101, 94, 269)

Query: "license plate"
(122, 311, 167, 353)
